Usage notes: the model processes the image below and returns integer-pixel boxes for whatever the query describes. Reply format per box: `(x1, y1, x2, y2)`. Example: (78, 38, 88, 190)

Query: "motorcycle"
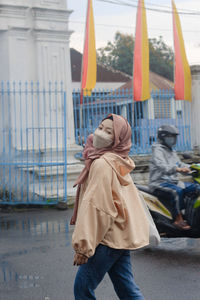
(137, 163, 200, 238)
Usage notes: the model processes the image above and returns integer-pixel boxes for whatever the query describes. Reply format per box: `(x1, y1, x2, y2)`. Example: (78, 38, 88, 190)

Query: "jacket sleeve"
(152, 147, 177, 175)
(72, 159, 117, 258)
(175, 153, 189, 168)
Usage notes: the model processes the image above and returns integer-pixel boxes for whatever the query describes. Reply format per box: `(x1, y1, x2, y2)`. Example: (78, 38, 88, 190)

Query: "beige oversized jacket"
(72, 152, 149, 258)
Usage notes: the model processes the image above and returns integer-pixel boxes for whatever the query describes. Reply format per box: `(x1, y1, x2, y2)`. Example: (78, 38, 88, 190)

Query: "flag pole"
(80, 0, 90, 141)
(132, 0, 140, 127)
(80, 91, 83, 145)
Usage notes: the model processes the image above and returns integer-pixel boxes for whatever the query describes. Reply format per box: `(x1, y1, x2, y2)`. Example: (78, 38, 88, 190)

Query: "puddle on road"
(0, 214, 74, 291)
(148, 237, 200, 255)
(0, 218, 72, 290)
(0, 261, 43, 289)
(0, 218, 70, 237)
(159, 237, 200, 250)
(0, 218, 71, 259)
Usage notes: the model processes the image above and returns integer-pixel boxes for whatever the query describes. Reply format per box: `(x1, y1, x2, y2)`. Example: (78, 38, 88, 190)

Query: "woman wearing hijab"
(71, 114, 149, 300)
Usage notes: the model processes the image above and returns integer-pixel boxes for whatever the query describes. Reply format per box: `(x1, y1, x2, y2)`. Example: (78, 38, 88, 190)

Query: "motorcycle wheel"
(184, 194, 200, 229)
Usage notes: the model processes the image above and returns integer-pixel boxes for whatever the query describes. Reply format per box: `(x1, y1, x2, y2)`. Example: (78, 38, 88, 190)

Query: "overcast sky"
(67, 0, 200, 65)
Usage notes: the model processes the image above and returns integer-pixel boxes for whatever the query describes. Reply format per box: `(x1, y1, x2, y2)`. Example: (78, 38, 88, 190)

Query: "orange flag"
(81, 0, 96, 104)
(172, 0, 192, 101)
(133, 0, 150, 101)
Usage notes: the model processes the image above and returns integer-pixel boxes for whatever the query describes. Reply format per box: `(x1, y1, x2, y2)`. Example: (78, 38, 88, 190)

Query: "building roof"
(70, 48, 174, 90)
(70, 48, 131, 83)
(119, 71, 174, 91)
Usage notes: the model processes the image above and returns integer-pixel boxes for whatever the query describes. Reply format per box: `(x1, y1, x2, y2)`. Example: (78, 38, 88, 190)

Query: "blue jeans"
(74, 244, 145, 300)
(158, 182, 198, 219)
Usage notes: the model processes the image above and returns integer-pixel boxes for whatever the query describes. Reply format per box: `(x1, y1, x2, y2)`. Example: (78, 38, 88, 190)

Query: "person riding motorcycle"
(149, 125, 198, 230)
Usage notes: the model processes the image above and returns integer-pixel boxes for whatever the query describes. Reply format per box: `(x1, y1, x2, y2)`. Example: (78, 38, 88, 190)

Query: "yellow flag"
(81, 0, 96, 102)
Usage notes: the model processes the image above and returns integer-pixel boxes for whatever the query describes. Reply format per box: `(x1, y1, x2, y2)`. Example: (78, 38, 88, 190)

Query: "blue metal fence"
(0, 83, 192, 205)
(73, 88, 192, 154)
(0, 82, 67, 205)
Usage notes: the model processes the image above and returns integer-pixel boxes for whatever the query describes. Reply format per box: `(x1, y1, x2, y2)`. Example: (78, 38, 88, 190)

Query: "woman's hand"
(70, 216, 76, 225)
(73, 253, 88, 266)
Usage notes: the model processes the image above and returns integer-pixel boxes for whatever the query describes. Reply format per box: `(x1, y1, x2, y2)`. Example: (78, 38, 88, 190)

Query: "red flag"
(133, 0, 150, 101)
(172, 0, 191, 101)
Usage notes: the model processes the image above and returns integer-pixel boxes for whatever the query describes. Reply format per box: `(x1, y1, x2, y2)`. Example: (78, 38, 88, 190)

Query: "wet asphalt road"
(0, 208, 200, 300)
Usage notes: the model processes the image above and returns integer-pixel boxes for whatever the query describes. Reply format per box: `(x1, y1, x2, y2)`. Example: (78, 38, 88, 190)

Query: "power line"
(69, 20, 200, 34)
(96, 0, 200, 16)
(106, 0, 200, 14)
(98, 0, 200, 15)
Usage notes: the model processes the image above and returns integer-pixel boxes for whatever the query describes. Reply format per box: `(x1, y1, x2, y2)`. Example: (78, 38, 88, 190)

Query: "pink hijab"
(70, 113, 132, 225)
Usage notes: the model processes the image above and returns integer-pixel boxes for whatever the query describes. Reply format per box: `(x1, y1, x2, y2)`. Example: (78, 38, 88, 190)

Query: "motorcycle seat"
(136, 184, 155, 196)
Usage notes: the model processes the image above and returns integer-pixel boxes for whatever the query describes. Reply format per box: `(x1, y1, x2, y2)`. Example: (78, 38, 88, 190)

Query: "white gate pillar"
(0, 0, 83, 203)
(0, 0, 78, 148)
(191, 65, 200, 151)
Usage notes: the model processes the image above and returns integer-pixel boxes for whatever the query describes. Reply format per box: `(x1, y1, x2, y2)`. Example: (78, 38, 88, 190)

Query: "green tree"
(97, 32, 134, 76)
(149, 36, 174, 80)
(97, 32, 174, 81)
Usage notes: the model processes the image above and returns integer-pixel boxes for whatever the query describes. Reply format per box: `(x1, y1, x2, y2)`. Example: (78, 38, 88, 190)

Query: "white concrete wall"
(0, 32, 9, 81)
(0, 0, 76, 151)
(32, 0, 67, 9)
(191, 65, 200, 149)
(0, 1, 72, 84)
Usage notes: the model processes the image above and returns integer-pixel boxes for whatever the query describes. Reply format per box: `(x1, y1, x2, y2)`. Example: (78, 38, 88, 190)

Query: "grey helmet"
(157, 125, 179, 140)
